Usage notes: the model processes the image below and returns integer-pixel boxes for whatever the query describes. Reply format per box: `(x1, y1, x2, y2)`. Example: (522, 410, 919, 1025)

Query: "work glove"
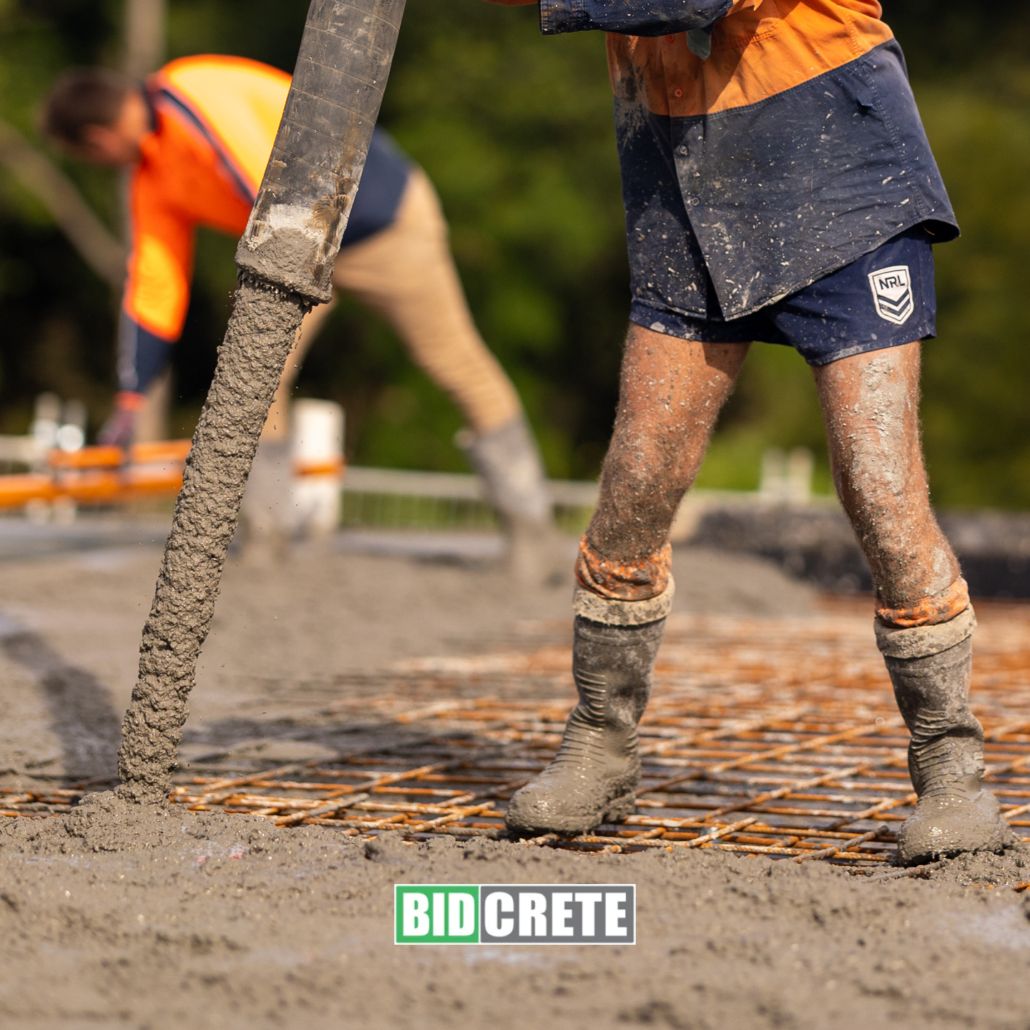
(98, 399, 139, 451)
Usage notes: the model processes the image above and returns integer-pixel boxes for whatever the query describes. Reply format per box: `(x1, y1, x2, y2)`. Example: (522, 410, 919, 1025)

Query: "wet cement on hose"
(117, 278, 309, 802)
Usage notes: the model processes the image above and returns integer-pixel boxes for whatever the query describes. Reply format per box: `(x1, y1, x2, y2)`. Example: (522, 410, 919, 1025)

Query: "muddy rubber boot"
(458, 416, 568, 584)
(237, 438, 293, 561)
(878, 608, 1014, 865)
(505, 586, 672, 835)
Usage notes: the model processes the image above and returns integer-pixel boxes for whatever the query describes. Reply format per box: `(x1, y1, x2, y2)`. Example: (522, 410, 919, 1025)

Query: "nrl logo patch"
(868, 264, 914, 326)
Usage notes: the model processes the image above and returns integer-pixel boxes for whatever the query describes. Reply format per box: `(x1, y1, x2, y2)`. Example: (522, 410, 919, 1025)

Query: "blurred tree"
(123, 0, 166, 78)
(0, 117, 123, 285)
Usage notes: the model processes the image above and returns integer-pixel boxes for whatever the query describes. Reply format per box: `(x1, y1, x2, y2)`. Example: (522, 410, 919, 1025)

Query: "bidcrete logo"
(395, 884, 636, 945)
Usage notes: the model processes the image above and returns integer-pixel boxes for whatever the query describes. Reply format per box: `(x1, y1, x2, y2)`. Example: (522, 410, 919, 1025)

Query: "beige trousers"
(262, 166, 522, 442)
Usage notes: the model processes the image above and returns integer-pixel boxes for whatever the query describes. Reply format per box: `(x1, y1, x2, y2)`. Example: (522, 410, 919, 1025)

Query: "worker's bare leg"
(815, 343, 1011, 863)
(331, 168, 521, 434)
(507, 326, 749, 833)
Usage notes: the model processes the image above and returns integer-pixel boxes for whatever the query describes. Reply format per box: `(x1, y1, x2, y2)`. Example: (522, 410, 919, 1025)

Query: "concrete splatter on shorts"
(633, 227, 938, 366)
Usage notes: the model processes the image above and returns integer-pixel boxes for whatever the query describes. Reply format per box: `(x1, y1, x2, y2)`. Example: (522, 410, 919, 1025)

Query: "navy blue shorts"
(630, 227, 937, 366)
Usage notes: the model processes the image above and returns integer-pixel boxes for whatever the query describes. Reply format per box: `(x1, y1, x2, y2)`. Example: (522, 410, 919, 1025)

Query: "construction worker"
(488, 1, 1013, 864)
(41, 54, 557, 570)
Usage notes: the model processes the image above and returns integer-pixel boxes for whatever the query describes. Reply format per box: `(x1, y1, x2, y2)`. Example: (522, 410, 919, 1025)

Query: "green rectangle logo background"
(395, 884, 636, 945)
(394, 885, 480, 944)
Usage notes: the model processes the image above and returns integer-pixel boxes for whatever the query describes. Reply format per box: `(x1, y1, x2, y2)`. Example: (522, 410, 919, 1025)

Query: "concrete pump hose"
(117, 0, 408, 802)
(237, 0, 408, 302)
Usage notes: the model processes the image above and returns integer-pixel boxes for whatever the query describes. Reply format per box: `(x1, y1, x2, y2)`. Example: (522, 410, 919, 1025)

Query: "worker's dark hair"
(41, 68, 136, 146)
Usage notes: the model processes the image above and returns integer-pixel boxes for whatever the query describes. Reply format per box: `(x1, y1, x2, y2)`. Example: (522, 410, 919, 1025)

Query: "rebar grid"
(4, 603, 1029, 871)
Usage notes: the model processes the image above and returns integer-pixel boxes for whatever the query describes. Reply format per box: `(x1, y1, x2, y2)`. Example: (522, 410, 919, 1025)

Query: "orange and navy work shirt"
(521, 1, 957, 320)
(120, 54, 409, 398)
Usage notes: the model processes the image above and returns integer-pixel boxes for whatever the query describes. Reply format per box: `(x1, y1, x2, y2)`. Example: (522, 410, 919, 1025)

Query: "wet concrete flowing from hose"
(118, 280, 309, 802)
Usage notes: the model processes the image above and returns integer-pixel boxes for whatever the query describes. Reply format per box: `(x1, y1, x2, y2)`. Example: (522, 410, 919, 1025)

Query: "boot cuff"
(575, 536, 673, 601)
(877, 577, 970, 628)
(875, 605, 976, 659)
(574, 579, 675, 626)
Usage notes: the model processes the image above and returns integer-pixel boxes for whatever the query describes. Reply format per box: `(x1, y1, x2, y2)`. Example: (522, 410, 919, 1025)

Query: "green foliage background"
(0, 1, 1028, 506)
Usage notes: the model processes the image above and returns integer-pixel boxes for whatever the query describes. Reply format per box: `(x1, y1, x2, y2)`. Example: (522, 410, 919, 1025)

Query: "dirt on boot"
(506, 615, 664, 835)
(897, 790, 1015, 866)
(880, 615, 1015, 865)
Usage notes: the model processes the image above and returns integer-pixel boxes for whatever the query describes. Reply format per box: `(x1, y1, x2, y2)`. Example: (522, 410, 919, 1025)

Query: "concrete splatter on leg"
(506, 325, 748, 834)
(815, 344, 957, 609)
(587, 327, 749, 569)
(815, 343, 1012, 863)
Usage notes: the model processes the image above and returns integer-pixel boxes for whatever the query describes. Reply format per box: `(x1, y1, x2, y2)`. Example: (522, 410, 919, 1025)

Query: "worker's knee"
(603, 419, 695, 501)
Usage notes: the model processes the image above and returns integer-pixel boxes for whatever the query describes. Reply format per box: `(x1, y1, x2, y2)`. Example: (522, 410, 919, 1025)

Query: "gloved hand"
(98, 398, 139, 451)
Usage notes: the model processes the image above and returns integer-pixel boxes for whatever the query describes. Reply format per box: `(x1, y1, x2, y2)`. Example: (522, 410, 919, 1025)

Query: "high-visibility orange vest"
(125, 55, 289, 344)
(119, 54, 409, 397)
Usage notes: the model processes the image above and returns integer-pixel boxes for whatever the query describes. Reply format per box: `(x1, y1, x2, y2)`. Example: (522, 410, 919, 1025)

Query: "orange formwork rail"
(0, 440, 344, 510)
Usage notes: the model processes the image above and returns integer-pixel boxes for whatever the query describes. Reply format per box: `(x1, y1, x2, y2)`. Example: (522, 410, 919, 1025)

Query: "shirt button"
(672, 87, 684, 98)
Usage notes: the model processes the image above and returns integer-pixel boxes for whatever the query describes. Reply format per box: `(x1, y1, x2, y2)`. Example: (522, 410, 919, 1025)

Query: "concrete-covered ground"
(1, 524, 1028, 1029)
